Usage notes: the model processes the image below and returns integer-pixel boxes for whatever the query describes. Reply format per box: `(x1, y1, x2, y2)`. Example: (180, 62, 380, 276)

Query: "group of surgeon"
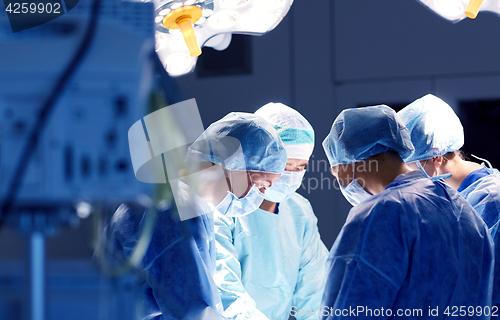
(106, 94, 500, 320)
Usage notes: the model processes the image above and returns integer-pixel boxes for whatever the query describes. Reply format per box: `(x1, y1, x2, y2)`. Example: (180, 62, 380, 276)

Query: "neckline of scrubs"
(254, 205, 281, 217)
(386, 170, 425, 189)
(457, 168, 492, 192)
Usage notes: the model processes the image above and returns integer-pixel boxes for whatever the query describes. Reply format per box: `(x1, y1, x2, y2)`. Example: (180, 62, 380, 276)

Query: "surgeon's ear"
(432, 156, 443, 169)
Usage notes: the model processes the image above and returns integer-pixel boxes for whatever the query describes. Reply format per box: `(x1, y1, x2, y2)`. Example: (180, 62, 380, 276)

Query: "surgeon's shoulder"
(470, 170, 500, 194)
(461, 173, 500, 207)
(461, 172, 500, 226)
(284, 192, 318, 221)
(348, 190, 408, 225)
(111, 204, 132, 223)
(287, 192, 311, 207)
(109, 204, 142, 238)
(213, 207, 236, 230)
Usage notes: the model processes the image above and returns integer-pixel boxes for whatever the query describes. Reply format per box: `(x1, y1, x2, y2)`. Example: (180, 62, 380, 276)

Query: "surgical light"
(209, 11, 238, 28)
(220, 0, 249, 8)
(254, 0, 284, 10)
(417, 0, 500, 23)
(152, 0, 294, 77)
(163, 52, 196, 76)
(196, 17, 207, 24)
(240, 11, 277, 33)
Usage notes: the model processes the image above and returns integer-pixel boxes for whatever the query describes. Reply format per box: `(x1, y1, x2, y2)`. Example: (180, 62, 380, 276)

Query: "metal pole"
(30, 231, 45, 320)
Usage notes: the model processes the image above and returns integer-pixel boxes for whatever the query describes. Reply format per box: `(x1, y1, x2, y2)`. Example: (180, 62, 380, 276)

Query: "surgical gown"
(215, 192, 329, 320)
(321, 171, 494, 320)
(106, 183, 224, 320)
(459, 166, 500, 308)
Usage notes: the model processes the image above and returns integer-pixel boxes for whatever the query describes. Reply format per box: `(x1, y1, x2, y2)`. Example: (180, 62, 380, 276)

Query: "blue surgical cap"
(255, 102, 315, 160)
(322, 105, 414, 167)
(187, 112, 287, 174)
(398, 94, 464, 163)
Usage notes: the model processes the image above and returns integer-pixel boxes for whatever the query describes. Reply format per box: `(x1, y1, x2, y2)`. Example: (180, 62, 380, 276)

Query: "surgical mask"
(471, 154, 493, 169)
(264, 170, 306, 203)
(339, 164, 372, 206)
(415, 160, 430, 178)
(415, 160, 452, 181)
(215, 171, 265, 217)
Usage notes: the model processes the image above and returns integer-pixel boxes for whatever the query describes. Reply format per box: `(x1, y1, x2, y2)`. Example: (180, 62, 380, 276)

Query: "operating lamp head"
(417, 0, 500, 23)
(152, 0, 294, 76)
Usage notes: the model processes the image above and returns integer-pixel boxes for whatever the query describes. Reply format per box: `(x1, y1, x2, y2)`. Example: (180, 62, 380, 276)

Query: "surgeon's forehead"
(331, 163, 354, 177)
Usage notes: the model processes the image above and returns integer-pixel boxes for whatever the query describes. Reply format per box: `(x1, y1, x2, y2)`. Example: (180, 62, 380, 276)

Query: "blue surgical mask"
(415, 160, 452, 181)
(215, 172, 265, 217)
(264, 170, 306, 203)
(415, 160, 430, 178)
(339, 164, 372, 206)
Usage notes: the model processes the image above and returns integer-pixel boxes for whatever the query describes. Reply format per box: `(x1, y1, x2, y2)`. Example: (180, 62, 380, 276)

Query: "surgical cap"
(255, 102, 315, 160)
(322, 105, 414, 167)
(398, 94, 464, 163)
(187, 112, 287, 174)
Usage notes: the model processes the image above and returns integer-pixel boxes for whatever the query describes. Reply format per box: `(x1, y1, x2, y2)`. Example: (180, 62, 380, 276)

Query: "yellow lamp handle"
(465, 0, 485, 19)
(163, 6, 203, 57)
(177, 16, 202, 57)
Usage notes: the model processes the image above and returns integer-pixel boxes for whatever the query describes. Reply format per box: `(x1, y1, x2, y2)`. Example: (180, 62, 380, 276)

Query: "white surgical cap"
(255, 102, 315, 161)
(322, 105, 414, 167)
(186, 112, 287, 174)
(398, 94, 464, 163)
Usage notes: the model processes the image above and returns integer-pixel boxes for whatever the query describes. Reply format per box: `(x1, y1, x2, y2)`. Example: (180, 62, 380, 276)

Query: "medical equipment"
(0, 1, 157, 219)
(0, 1, 169, 319)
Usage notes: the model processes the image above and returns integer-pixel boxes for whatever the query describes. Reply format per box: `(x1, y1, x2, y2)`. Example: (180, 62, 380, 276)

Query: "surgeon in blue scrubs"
(214, 103, 328, 320)
(398, 93, 500, 309)
(321, 105, 494, 319)
(104, 113, 287, 320)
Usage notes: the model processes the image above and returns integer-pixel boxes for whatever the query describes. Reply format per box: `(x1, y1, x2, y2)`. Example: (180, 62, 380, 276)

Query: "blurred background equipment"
(0, 1, 155, 212)
(417, 0, 500, 22)
(152, 0, 294, 76)
(0, 1, 174, 319)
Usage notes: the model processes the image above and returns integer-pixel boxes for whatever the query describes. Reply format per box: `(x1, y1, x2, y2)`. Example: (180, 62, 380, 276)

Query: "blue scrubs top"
(321, 171, 494, 319)
(459, 167, 500, 308)
(106, 188, 222, 320)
